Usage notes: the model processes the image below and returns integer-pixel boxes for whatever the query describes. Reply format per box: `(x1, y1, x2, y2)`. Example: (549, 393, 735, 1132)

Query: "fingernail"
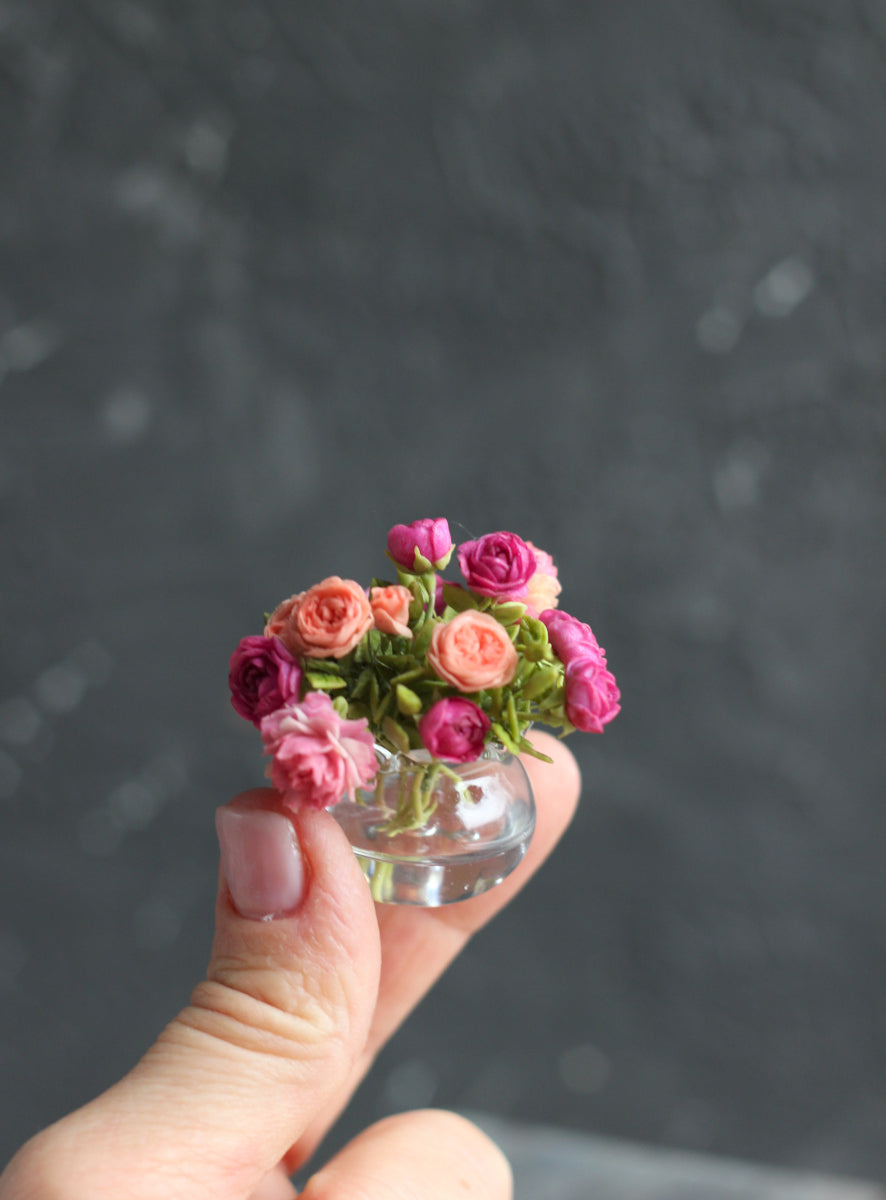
(216, 804, 306, 920)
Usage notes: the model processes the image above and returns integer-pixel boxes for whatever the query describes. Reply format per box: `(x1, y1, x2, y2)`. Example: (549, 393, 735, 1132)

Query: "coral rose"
(418, 697, 490, 762)
(427, 610, 518, 691)
(260, 692, 378, 809)
(228, 635, 301, 726)
(387, 518, 453, 572)
(457, 531, 536, 600)
(265, 576, 374, 659)
(370, 585, 413, 638)
(524, 541, 562, 617)
(564, 657, 621, 733)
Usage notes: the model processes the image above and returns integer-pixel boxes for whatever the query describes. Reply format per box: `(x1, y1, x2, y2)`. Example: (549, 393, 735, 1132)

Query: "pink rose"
(370, 585, 413, 638)
(418, 697, 490, 762)
(260, 692, 378, 810)
(265, 577, 374, 659)
(387, 518, 453, 572)
(228, 635, 302, 727)
(427, 610, 518, 691)
(540, 609, 606, 666)
(457, 531, 536, 600)
(524, 541, 562, 617)
(564, 657, 621, 733)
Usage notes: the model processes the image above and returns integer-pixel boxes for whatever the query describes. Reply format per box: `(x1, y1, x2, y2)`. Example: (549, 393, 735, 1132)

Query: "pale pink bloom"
(523, 541, 562, 617)
(370, 585, 413, 638)
(265, 577, 374, 659)
(427, 610, 518, 691)
(260, 692, 378, 810)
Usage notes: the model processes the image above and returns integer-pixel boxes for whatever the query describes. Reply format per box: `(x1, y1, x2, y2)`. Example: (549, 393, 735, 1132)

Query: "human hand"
(0, 731, 580, 1200)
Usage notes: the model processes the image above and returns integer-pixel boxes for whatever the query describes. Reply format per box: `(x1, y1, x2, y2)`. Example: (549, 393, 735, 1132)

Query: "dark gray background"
(1, 0, 885, 1183)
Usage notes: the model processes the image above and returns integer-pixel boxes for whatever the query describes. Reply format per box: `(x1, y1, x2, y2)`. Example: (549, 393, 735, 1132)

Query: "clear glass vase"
(327, 743, 536, 906)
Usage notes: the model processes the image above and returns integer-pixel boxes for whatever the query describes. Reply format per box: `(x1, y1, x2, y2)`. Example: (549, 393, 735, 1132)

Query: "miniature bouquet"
(229, 519, 620, 840)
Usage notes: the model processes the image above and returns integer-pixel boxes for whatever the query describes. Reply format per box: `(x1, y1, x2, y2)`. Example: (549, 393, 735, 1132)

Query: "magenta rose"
(563, 657, 621, 733)
(540, 609, 606, 666)
(387, 518, 453, 572)
(260, 692, 378, 810)
(418, 697, 491, 763)
(229, 635, 302, 727)
(457, 531, 536, 600)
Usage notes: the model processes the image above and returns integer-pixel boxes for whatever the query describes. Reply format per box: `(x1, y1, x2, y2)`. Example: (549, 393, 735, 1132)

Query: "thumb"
(2, 789, 381, 1200)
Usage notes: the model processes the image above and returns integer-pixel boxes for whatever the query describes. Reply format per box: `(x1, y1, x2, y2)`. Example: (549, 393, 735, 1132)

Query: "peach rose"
(370, 585, 413, 638)
(264, 576, 373, 659)
(524, 541, 562, 617)
(427, 610, 518, 692)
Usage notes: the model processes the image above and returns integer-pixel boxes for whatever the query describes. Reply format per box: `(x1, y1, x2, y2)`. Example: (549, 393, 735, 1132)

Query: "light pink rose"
(265, 577, 374, 659)
(260, 692, 378, 810)
(370, 585, 413, 638)
(457, 531, 536, 600)
(228, 635, 301, 726)
(564, 657, 621, 733)
(427, 610, 518, 691)
(387, 518, 453, 572)
(418, 696, 490, 762)
(524, 541, 562, 617)
(540, 609, 606, 667)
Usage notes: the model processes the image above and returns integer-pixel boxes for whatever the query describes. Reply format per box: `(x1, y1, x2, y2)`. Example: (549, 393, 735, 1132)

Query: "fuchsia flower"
(387, 518, 453, 572)
(260, 692, 378, 810)
(229, 636, 302, 727)
(563, 657, 621, 734)
(540, 609, 606, 667)
(457, 531, 536, 600)
(418, 697, 490, 762)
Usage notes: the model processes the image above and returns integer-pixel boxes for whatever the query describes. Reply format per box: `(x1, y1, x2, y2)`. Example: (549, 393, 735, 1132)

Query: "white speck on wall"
(0, 319, 62, 374)
(183, 117, 230, 176)
(558, 1043, 612, 1095)
(753, 257, 815, 318)
(133, 898, 182, 950)
(0, 697, 43, 746)
(102, 387, 153, 445)
(695, 306, 742, 354)
(0, 750, 22, 801)
(34, 662, 88, 714)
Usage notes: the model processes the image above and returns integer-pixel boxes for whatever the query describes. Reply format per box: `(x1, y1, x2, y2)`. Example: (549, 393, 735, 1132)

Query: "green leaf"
(351, 668, 374, 701)
(332, 695, 349, 718)
(411, 619, 437, 658)
(440, 583, 479, 612)
(396, 684, 423, 717)
(491, 601, 526, 625)
(382, 716, 411, 754)
(305, 673, 348, 690)
(520, 665, 560, 700)
(490, 721, 521, 756)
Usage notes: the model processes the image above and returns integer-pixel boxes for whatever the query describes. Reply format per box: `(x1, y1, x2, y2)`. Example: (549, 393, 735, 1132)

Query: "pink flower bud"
(387, 518, 453, 572)
(539, 609, 606, 667)
(418, 697, 491, 762)
(563, 657, 621, 733)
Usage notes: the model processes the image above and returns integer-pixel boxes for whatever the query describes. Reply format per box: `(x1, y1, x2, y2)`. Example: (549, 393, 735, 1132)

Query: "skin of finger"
(0, 805, 381, 1200)
(286, 733, 580, 1172)
(299, 1109, 512, 1200)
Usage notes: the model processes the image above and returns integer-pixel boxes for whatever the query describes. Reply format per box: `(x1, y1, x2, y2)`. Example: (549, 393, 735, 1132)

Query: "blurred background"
(1, 0, 885, 1187)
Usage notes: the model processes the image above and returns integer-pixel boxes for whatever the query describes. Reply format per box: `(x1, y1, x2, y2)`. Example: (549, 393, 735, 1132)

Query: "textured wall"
(1, 0, 885, 1180)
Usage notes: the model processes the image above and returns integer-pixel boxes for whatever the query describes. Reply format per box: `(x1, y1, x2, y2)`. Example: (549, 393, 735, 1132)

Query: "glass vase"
(327, 743, 536, 906)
